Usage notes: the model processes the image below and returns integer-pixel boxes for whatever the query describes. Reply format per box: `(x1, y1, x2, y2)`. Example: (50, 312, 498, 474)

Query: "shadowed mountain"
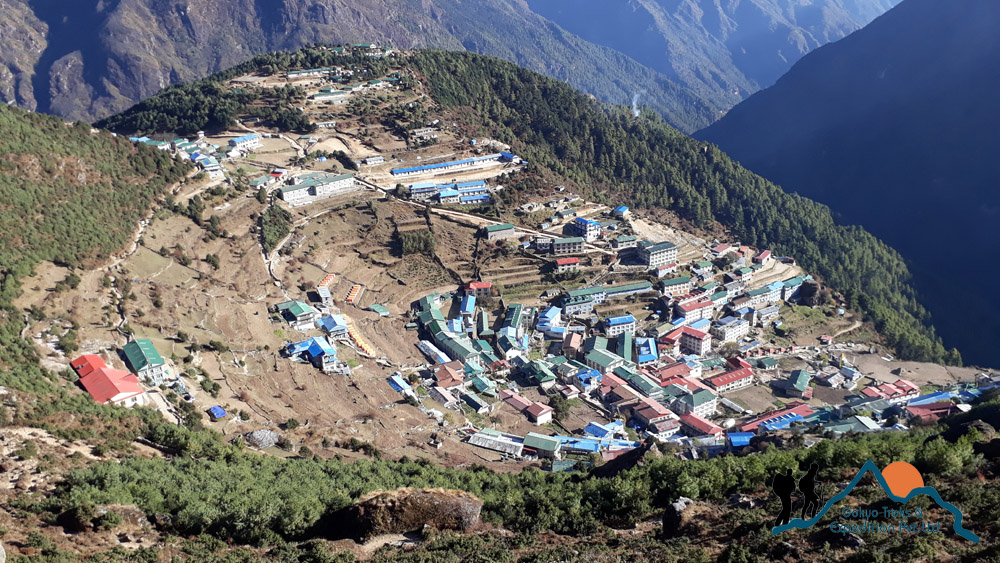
(699, 0, 1000, 366)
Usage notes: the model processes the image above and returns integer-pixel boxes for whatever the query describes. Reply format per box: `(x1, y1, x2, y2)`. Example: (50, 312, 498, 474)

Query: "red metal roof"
(467, 281, 492, 290)
(555, 257, 580, 265)
(740, 403, 815, 432)
(678, 299, 713, 312)
(679, 412, 723, 435)
(526, 402, 553, 417)
(79, 367, 143, 404)
(707, 367, 754, 388)
(71, 355, 107, 379)
(662, 326, 711, 344)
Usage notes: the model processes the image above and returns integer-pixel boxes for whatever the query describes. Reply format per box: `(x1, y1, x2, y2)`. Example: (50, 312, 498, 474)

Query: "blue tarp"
(388, 375, 412, 393)
(727, 432, 754, 447)
(208, 406, 227, 419)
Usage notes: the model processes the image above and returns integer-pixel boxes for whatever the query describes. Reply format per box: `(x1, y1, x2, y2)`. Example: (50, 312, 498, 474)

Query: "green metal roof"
(485, 223, 515, 232)
(553, 236, 584, 244)
(123, 339, 164, 371)
(789, 370, 812, 392)
(523, 432, 561, 451)
(586, 349, 622, 369)
(662, 276, 691, 287)
(567, 286, 606, 299)
(680, 388, 716, 408)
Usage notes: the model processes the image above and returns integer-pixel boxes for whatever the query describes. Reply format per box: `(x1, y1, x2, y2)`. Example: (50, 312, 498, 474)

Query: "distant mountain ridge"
(0, 0, 898, 131)
(698, 0, 1000, 366)
(525, 0, 900, 114)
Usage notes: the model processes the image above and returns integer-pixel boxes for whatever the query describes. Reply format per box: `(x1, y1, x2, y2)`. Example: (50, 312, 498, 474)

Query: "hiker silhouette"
(799, 462, 821, 520)
(772, 468, 795, 528)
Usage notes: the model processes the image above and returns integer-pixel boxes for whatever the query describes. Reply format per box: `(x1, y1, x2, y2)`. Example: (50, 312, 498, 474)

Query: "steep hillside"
(1, 0, 714, 131)
(1, 0, 902, 131)
(0, 104, 188, 384)
(698, 0, 1000, 367)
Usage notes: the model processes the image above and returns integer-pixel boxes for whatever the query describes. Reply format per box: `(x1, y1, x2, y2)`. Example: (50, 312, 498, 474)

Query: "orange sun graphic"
(882, 462, 925, 498)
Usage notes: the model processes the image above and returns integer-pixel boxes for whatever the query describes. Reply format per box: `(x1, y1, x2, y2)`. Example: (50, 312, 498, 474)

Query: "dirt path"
(832, 319, 863, 339)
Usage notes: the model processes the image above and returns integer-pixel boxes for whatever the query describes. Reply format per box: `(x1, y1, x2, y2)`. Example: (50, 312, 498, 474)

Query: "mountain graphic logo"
(771, 459, 979, 543)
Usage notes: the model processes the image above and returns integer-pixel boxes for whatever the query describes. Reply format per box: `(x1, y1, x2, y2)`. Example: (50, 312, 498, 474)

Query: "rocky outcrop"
(661, 496, 704, 538)
(330, 488, 482, 541)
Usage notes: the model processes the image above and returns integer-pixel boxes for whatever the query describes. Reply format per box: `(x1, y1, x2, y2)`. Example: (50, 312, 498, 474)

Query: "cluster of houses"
(274, 171, 360, 207)
(404, 180, 491, 205)
(408, 261, 991, 463)
(69, 338, 184, 407)
(130, 132, 256, 180)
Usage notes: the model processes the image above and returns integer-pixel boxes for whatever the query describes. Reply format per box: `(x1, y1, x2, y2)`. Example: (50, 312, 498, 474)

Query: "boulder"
(243, 429, 282, 449)
(662, 497, 700, 538)
(331, 488, 482, 541)
(728, 493, 756, 510)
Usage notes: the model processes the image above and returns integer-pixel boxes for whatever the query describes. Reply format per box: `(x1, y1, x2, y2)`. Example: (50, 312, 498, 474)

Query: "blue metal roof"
(460, 295, 476, 314)
(606, 314, 636, 326)
(760, 413, 803, 431)
(614, 206, 629, 212)
(319, 315, 348, 332)
(392, 154, 506, 175)
(439, 189, 459, 197)
(306, 337, 336, 358)
(208, 406, 227, 419)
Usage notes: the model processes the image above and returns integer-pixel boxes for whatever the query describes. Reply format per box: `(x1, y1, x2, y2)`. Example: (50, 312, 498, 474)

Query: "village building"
(525, 402, 554, 425)
(612, 234, 638, 250)
(430, 385, 459, 408)
(638, 241, 679, 269)
(552, 236, 585, 255)
(523, 432, 562, 459)
(278, 173, 357, 207)
(753, 250, 772, 265)
(555, 257, 580, 273)
(568, 217, 602, 242)
(711, 316, 750, 343)
(859, 379, 920, 405)
(705, 358, 755, 393)
(604, 314, 637, 337)
(274, 300, 320, 330)
(433, 360, 467, 389)
(482, 223, 518, 241)
(678, 412, 724, 436)
(122, 339, 169, 386)
(228, 133, 260, 152)
(71, 355, 146, 407)
(468, 429, 525, 456)
(661, 276, 693, 296)
(661, 326, 713, 356)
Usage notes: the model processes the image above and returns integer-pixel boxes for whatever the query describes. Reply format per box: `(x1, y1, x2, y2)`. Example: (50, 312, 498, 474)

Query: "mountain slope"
(0, 0, 715, 131)
(0, 0, 901, 131)
(698, 0, 1000, 366)
(523, 0, 900, 113)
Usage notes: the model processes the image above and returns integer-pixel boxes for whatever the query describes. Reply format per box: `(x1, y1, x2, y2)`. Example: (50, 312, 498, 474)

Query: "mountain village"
(40, 44, 997, 471)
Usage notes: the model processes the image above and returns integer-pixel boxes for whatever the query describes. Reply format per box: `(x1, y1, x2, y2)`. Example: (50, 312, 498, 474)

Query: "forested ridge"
(0, 105, 188, 390)
(409, 51, 959, 365)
